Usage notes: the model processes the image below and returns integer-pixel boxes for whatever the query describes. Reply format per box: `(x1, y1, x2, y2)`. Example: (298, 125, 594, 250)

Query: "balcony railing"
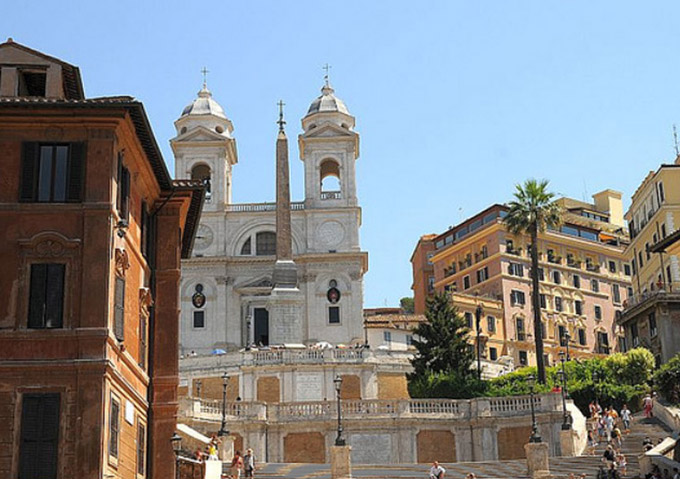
(320, 191, 342, 200)
(622, 282, 680, 316)
(180, 395, 561, 423)
(226, 201, 305, 212)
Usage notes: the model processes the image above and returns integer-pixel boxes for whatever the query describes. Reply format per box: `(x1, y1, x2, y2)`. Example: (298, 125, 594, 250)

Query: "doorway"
(254, 308, 269, 346)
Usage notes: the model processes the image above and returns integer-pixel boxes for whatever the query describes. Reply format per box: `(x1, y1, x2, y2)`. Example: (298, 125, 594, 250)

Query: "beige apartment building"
(619, 158, 680, 365)
(413, 190, 632, 369)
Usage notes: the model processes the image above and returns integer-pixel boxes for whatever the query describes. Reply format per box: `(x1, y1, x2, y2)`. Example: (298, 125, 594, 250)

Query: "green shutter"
(19, 394, 60, 479)
(114, 277, 125, 342)
(67, 143, 85, 202)
(20, 143, 38, 201)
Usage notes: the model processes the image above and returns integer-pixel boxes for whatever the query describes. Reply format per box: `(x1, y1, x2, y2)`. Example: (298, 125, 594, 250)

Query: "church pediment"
(301, 123, 356, 139)
(235, 275, 274, 291)
(174, 125, 231, 143)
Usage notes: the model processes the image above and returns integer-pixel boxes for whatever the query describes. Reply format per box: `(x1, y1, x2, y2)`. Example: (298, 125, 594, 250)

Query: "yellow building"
(619, 159, 680, 364)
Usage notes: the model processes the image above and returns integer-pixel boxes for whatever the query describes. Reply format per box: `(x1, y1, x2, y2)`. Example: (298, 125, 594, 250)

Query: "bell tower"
(298, 81, 359, 210)
(171, 80, 238, 212)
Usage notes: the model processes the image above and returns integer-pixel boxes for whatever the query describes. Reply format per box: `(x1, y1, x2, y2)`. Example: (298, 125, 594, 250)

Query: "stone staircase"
(224, 414, 671, 479)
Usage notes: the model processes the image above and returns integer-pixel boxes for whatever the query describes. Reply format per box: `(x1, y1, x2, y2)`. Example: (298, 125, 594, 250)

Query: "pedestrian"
(620, 404, 632, 434)
(672, 467, 679, 479)
(597, 465, 608, 479)
(602, 445, 616, 463)
(587, 430, 599, 456)
(643, 436, 654, 452)
(208, 442, 219, 460)
(611, 426, 623, 451)
(243, 448, 256, 478)
(230, 450, 244, 479)
(607, 462, 620, 479)
(616, 454, 627, 477)
(429, 461, 446, 479)
(643, 393, 654, 418)
(604, 413, 614, 443)
(465, 474, 476, 479)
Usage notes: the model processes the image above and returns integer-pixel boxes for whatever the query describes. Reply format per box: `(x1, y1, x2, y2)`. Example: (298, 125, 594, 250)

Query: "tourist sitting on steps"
(429, 461, 445, 479)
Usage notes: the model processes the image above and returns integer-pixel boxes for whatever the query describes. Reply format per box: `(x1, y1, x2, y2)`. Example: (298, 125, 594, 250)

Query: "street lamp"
(333, 375, 346, 446)
(475, 303, 483, 380)
(525, 374, 542, 443)
(564, 331, 571, 361)
(558, 351, 571, 430)
(171, 432, 182, 479)
(592, 370, 601, 406)
(218, 371, 229, 437)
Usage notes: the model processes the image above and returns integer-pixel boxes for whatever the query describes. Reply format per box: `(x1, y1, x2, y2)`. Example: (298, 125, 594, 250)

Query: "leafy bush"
(408, 349, 655, 416)
(654, 353, 680, 405)
(408, 371, 487, 399)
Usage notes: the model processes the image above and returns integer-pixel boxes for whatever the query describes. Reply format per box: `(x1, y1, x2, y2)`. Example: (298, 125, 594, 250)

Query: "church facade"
(174, 81, 368, 354)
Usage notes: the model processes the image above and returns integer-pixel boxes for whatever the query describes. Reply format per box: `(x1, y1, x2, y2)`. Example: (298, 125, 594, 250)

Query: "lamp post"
(333, 375, 345, 446)
(246, 313, 252, 351)
(526, 374, 542, 443)
(564, 331, 571, 361)
(558, 351, 571, 430)
(475, 304, 483, 380)
(218, 371, 229, 437)
(171, 432, 182, 479)
(592, 370, 601, 407)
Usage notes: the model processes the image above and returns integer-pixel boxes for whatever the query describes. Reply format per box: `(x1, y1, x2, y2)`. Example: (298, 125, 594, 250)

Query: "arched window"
(191, 164, 211, 198)
(255, 232, 276, 256)
(240, 238, 252, 255)
(320, 159, 340, 197)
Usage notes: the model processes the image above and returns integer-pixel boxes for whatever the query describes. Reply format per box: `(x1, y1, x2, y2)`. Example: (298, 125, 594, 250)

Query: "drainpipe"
(655, 222, 667, 288)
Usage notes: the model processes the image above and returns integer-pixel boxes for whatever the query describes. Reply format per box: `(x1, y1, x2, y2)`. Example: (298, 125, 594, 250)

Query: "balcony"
(620, 282, 680, 322)
(180, 394, 561, 424)
(547, 255, 562, 265)
(586, 263, 600, 272)
(226, 201, 305, 212)
(321, 191, 342, 200)
(507, 247, 522, 256)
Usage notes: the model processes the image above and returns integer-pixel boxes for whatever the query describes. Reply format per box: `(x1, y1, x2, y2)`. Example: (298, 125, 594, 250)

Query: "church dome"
(306, 84, 350, 116)
(181, 86, 227, 119)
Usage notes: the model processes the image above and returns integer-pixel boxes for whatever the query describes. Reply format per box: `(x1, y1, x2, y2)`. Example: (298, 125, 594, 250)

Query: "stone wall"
(283, 432, 326, 463)
(377, 373, 409, 399)
(416, 430, 456, 463)
(193, 375, 239, 401)
(497, 426, 533, 460)
(340, 375, 361, 400)
(257, 376, 281, 403)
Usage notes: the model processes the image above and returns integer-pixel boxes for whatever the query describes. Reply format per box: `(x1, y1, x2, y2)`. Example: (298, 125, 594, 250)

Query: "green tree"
(410, 292, 474, 378)
(400, 297, 415, 314)
(503, 179, 563, 384)
(654, 353, 680, 405)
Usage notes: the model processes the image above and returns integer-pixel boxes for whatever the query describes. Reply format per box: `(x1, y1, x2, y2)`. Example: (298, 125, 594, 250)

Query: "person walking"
(643, 393, 655, 418)
(604, 413, 614, 443)
(587, 430, 599, 456)
(230, 450, 244, 479)
(620, 404, 632, 434)
(243, 448, 256, 478)
(429, 461, 446, 479)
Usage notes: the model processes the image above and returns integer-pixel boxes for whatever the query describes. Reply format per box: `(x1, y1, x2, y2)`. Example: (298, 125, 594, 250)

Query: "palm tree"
(503, 179, 563, 383)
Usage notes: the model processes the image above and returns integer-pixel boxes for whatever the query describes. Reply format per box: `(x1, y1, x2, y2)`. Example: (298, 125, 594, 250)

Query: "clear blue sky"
(5, 2, 680, 307)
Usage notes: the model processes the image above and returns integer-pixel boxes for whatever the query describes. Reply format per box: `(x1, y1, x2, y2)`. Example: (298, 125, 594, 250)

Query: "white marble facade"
(173, 82, 367, 354)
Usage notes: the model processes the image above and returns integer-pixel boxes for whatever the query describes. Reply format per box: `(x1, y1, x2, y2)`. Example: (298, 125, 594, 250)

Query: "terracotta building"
(410, 234, 437, 315)
(619, 157, 680, 365)
(412, 191, 631, 369)
(0, 40, 203, 479)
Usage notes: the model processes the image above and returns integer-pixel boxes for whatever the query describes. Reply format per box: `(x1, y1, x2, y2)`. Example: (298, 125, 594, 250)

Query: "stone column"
(524, 442, 551, 479)
(219, 435, 235, 462)
(331, 445, 352, 479)
(559, 428, 578, 457)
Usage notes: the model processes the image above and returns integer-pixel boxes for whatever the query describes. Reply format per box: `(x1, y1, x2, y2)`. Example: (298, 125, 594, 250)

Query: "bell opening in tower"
(254, 308, 269, 346)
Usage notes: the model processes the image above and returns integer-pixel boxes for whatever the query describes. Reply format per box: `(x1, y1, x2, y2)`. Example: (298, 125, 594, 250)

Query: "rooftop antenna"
(673, 124, 679, 157)
(582, 178, 588, 202)
(323, 63, 332, 86)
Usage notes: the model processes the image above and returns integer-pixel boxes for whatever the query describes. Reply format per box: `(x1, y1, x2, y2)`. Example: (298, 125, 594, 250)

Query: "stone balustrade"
(180, 394, 560, 424)
(225, 201, 305, 212)
(180, 348, 413, 372)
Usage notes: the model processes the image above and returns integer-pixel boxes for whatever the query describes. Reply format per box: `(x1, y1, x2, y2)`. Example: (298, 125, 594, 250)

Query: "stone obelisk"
(269, 101, 304, 344)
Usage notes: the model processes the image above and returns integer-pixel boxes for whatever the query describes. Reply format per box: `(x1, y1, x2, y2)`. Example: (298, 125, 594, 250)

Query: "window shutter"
(121, 167, 130, 220)
(20, 142, 39, 201)
(19, 394, 60, 479)
(45, 264, 65, 328)
(28, 264, 48, 328)
(139, 314, 147, 370)
(114, 277, 125, 342)
(109, 398, 120, 458)
(67, 143, 85, 202)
